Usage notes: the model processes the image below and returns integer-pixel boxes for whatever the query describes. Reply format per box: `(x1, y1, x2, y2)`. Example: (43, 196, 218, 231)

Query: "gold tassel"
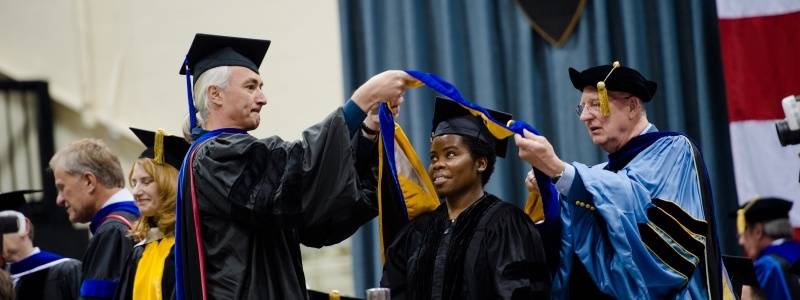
(736, 195, 759, 234)
(597, 61, 621, 116)
(154, 128, 166, 165)
(329, 290, 341, 300)
(598, 81, 610, 116)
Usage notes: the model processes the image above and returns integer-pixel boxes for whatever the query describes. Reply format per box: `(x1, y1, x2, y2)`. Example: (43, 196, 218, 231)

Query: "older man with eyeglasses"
(515, 63, 736, 299)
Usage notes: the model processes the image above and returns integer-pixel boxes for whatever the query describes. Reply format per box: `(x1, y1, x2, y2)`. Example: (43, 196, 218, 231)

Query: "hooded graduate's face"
(578, 87, 640, 153)
(428, 134, 486, 199)
(216, 66, 267, 131)
(130, 162, 162, 217)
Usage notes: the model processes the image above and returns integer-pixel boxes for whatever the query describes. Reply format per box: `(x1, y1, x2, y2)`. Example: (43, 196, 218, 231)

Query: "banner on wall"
(514, 0, 586, 47)
(717, 0, 800, 235)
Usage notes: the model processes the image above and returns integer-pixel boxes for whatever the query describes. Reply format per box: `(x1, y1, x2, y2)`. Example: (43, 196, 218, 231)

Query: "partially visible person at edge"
(114, 128, 191, 300)
(0, 190, 81, 300)
(735, 197, 800, 300)
(174, 33, 413, 299)
(49, 138, 140, 300)
(0, 269, 14, 300)
(381, 97, 550, 299)
(516, 63, 735, 299)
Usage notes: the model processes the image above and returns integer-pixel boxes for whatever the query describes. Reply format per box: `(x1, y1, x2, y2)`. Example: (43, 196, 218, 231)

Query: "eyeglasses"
(573, 101, 600, 117)
(573, 95, 634, 117)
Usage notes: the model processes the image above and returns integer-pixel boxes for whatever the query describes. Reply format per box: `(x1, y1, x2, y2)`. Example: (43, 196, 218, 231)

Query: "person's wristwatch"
(550, 169, 564, 184)
(361, 122, 380, 135)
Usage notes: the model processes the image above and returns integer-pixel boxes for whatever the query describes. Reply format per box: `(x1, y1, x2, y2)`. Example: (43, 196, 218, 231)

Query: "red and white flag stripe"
(717, 0, 800, 234)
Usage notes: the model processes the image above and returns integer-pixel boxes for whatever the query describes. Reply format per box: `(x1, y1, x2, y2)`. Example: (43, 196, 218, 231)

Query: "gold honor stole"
(133, 236, 176, 300)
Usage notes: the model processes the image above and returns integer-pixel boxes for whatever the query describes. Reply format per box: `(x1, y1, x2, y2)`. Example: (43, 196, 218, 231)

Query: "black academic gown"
(114, 232, 176, 300)
(177, 107, 378, 300)
(381, 193, 551, 300)
(9, 250, 82, 300)
(82, 210, 138, 300)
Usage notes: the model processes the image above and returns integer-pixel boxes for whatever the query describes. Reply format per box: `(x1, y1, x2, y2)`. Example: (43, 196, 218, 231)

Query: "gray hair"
(609, 90, 647, 114)
(761, 218, 793, 239)
(182, 66, 231, 142)
(626, 93, 647, 114)
(48, 138, 125, 188)
(635, 97, 647, 113)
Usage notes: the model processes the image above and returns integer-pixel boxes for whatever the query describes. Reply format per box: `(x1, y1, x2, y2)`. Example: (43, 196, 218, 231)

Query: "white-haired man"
(175, 33, 414, 299)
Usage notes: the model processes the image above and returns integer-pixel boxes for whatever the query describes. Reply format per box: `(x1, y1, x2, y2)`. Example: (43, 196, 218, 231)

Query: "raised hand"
(351, 70, 417, 113)
(514, 129, 566, 178)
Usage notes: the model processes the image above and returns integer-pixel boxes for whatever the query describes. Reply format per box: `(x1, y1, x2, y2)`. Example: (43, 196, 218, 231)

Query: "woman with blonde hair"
(115, 128, 189, 300)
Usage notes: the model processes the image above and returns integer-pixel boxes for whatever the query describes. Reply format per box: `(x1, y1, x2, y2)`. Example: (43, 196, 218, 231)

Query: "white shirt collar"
(639, 123, 654, 136)
(101, 189, 135, 208)
(771, 238, 786, 246)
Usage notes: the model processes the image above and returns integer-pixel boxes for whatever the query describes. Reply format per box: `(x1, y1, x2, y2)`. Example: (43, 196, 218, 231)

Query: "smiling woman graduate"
(114, 128, 190, 300)
(380, 97, 551, 299)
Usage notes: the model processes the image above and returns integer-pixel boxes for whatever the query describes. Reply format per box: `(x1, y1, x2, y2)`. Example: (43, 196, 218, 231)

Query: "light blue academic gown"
(550, 126, 730, 299)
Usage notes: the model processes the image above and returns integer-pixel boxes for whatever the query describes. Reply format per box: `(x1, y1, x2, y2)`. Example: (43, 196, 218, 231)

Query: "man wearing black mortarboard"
(0, 190, 82, 300)
(735, 197, 800, 300)
(174, 33, 415, 300)
(380, 97, 550, 299)
(515, 62, 736, 298)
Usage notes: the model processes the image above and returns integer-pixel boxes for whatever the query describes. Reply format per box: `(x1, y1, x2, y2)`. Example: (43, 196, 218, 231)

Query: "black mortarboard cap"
(738, 197, 793, 224)
(722, 255, 760, 289)
(179, 33, 271, 83)
(569, 65, 658, 102)
(0, 189, 40, 214)
(130, 128, 191, 170)
(431, 97, 512, 158)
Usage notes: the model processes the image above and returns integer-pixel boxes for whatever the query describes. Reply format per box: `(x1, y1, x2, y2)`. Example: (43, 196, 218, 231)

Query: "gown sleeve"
(51, 259, 83, 300)
(80, 222, 136, 300)
(192, 108, 378, 232)
(380, 214, 429, 300)
(482, 206, 550, 299)
(299, 134, 379, 247)
(112, 245, 143, 300)
(161, 245, 176, 300)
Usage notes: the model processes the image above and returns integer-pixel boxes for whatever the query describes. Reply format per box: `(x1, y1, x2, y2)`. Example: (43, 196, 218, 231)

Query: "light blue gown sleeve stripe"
(649, 220, 703, 264)
(638, 223, 693, 283)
